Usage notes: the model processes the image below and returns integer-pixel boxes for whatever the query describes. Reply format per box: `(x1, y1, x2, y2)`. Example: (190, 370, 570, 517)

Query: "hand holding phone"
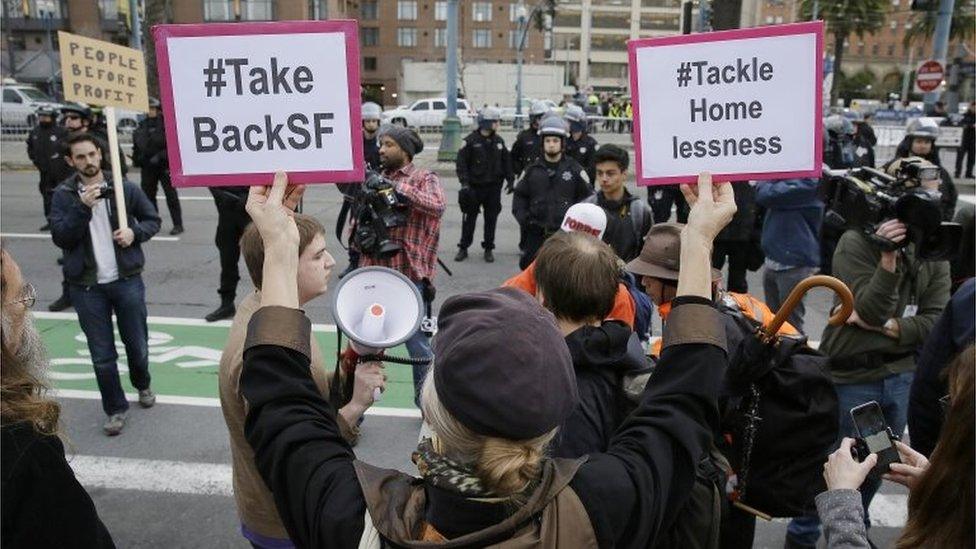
(850, 401, 902, 479)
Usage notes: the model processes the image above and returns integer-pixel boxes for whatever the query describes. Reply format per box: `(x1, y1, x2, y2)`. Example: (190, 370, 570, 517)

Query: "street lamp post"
(923, 0, 955, 112)
(515, 2, 528, 131)
(438, 0, 462, 161)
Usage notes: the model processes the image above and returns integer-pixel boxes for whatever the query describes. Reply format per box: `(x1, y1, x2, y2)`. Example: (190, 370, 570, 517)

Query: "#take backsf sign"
(628, 21, 824, 185)
(153, 20, 364, 187)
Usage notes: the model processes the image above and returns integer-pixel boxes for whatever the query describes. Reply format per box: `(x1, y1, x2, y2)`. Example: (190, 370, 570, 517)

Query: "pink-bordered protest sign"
(153, 20, 364, 187)
(628, 21, 823, 186)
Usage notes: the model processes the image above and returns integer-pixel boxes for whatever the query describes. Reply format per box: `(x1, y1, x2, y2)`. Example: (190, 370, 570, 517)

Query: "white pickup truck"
(1, 83, 62, 129)
(382, 97, 477, 129)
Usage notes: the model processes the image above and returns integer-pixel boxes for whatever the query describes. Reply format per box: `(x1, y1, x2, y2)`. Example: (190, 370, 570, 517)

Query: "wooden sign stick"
(105, 106, 129, 231)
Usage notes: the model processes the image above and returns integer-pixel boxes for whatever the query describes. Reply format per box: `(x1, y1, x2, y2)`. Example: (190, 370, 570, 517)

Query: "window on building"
(641, 13, 681, 30)
(364, 57, 377, 71)
(765, 15, 774, 24)
(887, 44, 896, 56)
(397, 27, 417, 47)
(890, 20, 898, 30)
(590, 34, 628, 51)
(871, 44, 879, 55)
(858, 44, 865, 55)
(892, 0, 899, 5)
(775, 16, 783, 23)
(360, 0, 378, 19)
(590, 62, 628, 79)
(905, 22, 913, 29)
(510, 3, 520, 22)
(241, 0, 273, 20)
(554, 33, 580, 50)
(435, 1, 447, 20)
(398, 0, 417, 20)
(204, 0, 233, 21)
(553, 13, 581, 27)
(641, 0, 680, 6)
(472, 1, 492, 22)
(361, 27, 379, 47)
(99, 0, 118, 19)
(435, 27, 447, 47)
(593, 13, 630, 29)
(509, 29, 521, 49)
(473, 28, 492, 48)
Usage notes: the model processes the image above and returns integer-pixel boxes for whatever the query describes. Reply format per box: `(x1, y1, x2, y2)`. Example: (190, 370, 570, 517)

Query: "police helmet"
(148, 97, 162, 109)
(906, 117, 940, 141)
(538, 114, 569, 138)
(61, 103, 92, 120)
(528, 100, 550, 120)
(36, 105, 58, 118)
(824, 114, 854, 136)
(361, 102, 382, 122)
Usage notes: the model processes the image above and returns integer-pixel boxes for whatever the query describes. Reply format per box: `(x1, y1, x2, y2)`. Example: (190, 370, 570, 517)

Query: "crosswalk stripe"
(67, 454, 908, 527)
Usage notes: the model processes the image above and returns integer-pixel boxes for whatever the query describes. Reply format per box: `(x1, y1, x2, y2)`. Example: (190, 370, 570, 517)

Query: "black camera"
(822, 164, 961, 261)
(349, 170, 408, 258)
(97, 184, 114, 199)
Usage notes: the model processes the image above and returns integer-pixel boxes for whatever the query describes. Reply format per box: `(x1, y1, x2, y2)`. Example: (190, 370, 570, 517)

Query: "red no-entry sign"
(915, 60, 945, 93)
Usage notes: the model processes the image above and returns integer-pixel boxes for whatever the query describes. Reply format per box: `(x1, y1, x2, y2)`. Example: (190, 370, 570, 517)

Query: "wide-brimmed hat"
(626, 223, 722, 282)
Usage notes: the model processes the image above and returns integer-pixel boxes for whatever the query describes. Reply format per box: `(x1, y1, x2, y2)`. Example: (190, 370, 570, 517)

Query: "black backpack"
(718, 307, 839, 518)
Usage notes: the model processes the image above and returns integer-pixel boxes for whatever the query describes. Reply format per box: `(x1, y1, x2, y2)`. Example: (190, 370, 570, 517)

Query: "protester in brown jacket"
(217, 214, 385, 549)
(234, 172, 736, 548)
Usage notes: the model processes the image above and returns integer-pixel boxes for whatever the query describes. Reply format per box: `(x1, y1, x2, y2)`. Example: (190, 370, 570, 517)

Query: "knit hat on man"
(560, 203, 607, 239)
(377, 124, 424, 159)
(431, 287, 578, 440)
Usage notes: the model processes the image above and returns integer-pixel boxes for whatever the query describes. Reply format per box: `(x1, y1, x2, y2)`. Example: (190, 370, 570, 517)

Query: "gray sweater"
(815, 489, 872, 549)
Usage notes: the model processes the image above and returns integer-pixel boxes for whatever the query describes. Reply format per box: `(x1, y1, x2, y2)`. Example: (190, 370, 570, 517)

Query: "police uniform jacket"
(27, 124, 67, 175)
(566, 134, 598, 184)
(132, 116, 168, 168)
(511, 127, 542, 177)
(456, 130, 513, 187)
(512, 156, 593, 232)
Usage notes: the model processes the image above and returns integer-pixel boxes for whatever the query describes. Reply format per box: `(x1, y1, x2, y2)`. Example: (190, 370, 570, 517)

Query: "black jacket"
(240, 298, 727, 548)
(552, 321, 653, 459)
(853, 122, 877, 168)
(363, 134, 380, 171)
(585, 190, 653, 262)
(512, 156, 592, 232)
(715, 183, 757, 243)
(456, 130, 513, 187)
(908, 278, 975, 457)
(49, 173, 161, 286)
(26, 123, 67, 175)
(510, 127, 542, 177)
(566, 133, 598, 185)
(1, 422, 116, 548)
(132, 115, 168, 169)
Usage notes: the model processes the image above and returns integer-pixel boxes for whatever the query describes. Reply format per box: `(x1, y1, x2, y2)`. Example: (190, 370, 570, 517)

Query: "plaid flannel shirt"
(359, 162, 445, 282)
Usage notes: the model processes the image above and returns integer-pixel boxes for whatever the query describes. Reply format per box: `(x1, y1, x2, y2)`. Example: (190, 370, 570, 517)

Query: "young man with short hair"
(583, 144, 651, 261)
(535, 231, 651, 458)
(220, 214, 384, 549)
(49, 133, 161, 436)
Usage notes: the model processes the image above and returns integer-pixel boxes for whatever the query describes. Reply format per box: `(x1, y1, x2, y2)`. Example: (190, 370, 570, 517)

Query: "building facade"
(551, 0, 693, 92)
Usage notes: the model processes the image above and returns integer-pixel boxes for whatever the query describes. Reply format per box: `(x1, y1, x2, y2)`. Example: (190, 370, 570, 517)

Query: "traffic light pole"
(438, 0, 462, 161)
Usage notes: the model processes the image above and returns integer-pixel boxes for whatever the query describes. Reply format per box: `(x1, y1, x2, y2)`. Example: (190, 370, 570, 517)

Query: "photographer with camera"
(352, 124, 444, 405)
(454, 107, 513, 263)
(889, 117, 958, 221)
(786, 157, 952, 548)
(49, 133, 161, 436)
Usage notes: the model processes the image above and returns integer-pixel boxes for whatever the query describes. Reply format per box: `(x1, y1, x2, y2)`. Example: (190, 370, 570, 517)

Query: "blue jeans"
(405, 281, 434, 407)
(69, 276, 151, 416)
(787, 371, 914, 545)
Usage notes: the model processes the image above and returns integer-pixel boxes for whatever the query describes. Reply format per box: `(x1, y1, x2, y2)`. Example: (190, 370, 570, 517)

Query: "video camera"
(822, 160, 961, 261)
(349, 170, 409, 259)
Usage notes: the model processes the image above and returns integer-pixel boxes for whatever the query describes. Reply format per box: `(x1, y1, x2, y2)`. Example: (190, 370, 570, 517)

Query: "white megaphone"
(331, 267, 425, 402)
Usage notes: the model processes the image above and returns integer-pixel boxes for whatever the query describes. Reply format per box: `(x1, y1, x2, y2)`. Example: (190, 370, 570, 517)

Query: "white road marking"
(1, 232, 180, 242)
(960, 194, 976, 206)
(52, 388, 422, 418)
(70, 455, 233, 497)
(66, 452, 908, 527)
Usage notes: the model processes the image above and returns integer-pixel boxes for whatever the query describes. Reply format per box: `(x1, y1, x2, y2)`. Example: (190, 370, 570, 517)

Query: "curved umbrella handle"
(764, 275, 854, 342)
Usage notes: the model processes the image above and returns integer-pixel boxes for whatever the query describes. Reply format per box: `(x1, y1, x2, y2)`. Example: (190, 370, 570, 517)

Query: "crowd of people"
(1, 92, 975, 549)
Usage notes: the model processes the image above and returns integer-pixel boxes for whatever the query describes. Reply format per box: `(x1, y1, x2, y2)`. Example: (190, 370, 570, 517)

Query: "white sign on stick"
(153, 21, 364, 187)
(628, 22, 824, 185)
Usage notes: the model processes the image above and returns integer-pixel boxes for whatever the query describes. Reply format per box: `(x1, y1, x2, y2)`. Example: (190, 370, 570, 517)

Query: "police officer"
(205, 186, 251, 322)
(26, 105, 66, 230)
(455, 107, 513, 263)
(512, 115, 592, 269)
(564, 105, 598, 184)
(823, 114, 859, 169)
(510, 100, 549, 179)
(851, 111, 877, 168)
(336, 101, 384, 278)
(133, 97, 183, 235)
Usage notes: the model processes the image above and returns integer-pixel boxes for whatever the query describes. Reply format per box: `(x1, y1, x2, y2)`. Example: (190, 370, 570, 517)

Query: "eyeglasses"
(6, 282, 36, 308)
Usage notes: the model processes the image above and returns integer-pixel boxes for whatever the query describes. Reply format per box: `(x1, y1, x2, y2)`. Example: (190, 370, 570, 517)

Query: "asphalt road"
(4, 166, 959, 548)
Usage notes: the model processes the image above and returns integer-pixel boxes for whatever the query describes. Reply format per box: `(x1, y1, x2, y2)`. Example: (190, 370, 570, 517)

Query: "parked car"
(382, 98, 476, 128)
(1, 82, 61, 128)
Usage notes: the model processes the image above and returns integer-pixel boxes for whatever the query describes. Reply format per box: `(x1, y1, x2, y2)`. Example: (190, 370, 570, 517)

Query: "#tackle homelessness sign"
(628, 22, 823, 185)
(153, 20, 364, 187)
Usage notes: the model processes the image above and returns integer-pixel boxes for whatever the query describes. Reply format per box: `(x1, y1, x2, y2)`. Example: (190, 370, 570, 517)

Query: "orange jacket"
(651, 292, 798, 356)
(503, 261, 637, 328)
